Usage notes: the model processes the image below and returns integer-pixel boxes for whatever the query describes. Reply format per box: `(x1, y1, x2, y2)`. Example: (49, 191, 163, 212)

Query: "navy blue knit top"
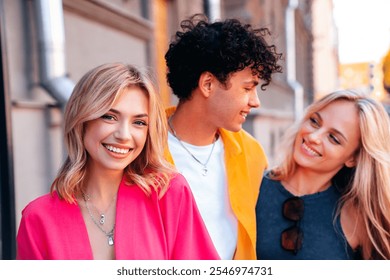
(256, 173, 360, 259)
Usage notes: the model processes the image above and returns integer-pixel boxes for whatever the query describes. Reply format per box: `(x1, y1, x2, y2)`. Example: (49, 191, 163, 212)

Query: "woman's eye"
(101, 114, 116, 121)
(309, 117, 319, 127)
(134, 120, 148, 126)
(329, 134, 341, 145)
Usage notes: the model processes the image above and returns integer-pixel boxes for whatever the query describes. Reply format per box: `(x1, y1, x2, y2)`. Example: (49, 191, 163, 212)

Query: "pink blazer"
(17, 173, 220, 260)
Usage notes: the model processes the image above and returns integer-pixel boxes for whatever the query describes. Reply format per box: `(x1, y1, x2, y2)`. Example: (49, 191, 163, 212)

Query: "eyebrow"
(243, 80, 259, 87)
(108, 108, 149, 118)
(314, 112, 348, 142)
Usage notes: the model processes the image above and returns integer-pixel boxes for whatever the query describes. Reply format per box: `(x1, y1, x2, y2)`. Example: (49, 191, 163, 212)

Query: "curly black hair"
(165, 14, 283, 101)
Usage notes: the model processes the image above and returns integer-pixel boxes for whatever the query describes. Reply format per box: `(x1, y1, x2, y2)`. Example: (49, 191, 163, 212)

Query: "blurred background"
(0, 0, 389, 259)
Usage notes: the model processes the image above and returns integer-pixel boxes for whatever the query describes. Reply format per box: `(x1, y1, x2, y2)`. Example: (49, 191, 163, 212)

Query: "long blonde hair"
(51, 63, 174, 202)
(271, 90, 390, 259)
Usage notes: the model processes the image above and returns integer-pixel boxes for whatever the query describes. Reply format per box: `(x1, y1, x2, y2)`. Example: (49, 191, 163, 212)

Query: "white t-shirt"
(168, 132, 238, 259)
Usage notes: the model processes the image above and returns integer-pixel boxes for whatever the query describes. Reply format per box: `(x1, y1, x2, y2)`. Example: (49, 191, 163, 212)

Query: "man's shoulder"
(220, 128, 267, 169)
(220, 128, 262, 148)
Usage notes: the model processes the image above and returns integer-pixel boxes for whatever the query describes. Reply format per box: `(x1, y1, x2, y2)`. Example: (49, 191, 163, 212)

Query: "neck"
(84, 168, 122, 203)
(283, 170, 333, 196)
(170, 103, 218, 146)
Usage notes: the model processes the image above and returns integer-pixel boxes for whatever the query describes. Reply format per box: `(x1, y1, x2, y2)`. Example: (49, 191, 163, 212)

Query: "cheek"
(300, 122, 313, 134)
(83, 136, 97, 159)
(295, 125, 310, 144)
(292, 135, 302, 157)
(83, 128, 97, 149)
(135, 130, 148, 146)
(83, 124, 111, 153)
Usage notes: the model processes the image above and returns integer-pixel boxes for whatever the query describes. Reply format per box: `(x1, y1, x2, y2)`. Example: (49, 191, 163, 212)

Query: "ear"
(198, 72, 214, 98)
(344, 156, 357, 168)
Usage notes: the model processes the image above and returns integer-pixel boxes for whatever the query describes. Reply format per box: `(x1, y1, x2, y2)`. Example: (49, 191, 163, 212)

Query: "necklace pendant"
(100, 214, 105, 225)
(202, 167, 208, 176)
(108, 234, 114, 246)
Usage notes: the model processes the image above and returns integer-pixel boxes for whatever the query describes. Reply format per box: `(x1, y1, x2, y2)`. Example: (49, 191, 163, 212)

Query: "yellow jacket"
(383, 49, 390, 88)
(164, 107, 268, 259)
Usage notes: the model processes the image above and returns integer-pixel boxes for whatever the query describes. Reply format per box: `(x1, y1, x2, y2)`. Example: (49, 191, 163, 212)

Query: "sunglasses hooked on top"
(281, 196, 304, 254)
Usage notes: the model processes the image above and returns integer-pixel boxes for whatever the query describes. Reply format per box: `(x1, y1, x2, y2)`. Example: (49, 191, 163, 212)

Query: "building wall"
(312, 0, 339, 99)
(63, 0, 153, 83)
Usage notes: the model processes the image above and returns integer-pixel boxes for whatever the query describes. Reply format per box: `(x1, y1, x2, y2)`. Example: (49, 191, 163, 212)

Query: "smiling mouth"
(103, 144, 131, 154)
(302, 141, 322, 156)
(240, 112, 248, 119)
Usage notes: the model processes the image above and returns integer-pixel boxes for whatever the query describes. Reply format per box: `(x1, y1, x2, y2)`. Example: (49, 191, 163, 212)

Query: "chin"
(227, 123, 242, 132)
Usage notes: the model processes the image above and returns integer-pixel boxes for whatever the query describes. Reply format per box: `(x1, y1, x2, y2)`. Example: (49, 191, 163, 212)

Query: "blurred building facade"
(339, 59, 390, 103)
(0, 0, 338, 259)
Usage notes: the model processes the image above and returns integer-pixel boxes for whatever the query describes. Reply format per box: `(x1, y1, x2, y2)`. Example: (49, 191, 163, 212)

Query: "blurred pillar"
(152, 0, 171, 107)
(0, 0, 16, 259)
(286, 0, 304, 121)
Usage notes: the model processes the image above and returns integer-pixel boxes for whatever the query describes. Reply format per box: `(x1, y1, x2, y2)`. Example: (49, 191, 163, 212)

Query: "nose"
(307, 129, 322, 145)
(114, 122, 132, 141)
(249, 89, 260, 108)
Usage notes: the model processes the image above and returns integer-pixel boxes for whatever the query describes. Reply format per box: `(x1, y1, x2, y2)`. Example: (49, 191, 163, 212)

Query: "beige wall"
(64, 12, 148, 82)
(312, 0, 339, 98)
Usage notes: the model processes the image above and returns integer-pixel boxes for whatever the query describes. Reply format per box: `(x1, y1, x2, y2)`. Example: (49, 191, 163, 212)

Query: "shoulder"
(261, 172, 281, 187)
(21, 192, 66, 218)
(222, 128, 261, 145)
(340, 203, 363, 251)
(165, 173, 191, 195)
(220, 128, 267, 165)
(220, 127, 262, 149)
(159, 173, 194, 203)
(221, 128, 265, 155)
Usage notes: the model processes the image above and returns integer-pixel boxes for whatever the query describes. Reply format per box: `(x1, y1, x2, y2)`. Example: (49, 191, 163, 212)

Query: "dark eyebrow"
(315, 112, 348, 142)
(108, 109, 149, 118)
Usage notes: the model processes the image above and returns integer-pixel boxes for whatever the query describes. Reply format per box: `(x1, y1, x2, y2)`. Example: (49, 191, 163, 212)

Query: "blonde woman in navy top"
(256, 90, 390, 260)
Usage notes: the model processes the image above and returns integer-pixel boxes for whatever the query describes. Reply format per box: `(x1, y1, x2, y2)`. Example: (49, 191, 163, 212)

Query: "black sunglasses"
(281, 196, 304, 254)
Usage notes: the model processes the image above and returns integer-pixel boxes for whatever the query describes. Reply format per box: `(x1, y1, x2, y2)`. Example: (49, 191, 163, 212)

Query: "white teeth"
(241, 112, 248, 119)
(302, 142, 320, 156)
(104, 144, 129, 154)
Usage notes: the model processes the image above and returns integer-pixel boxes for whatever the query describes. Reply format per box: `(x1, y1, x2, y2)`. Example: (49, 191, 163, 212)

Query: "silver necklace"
(83, 193, 116, 225)
(82, 193, 115, 246)
(168, 116, 217, 176)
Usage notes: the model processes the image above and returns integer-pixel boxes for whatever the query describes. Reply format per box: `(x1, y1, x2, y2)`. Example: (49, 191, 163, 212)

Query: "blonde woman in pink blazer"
(17, 63, 219, 260)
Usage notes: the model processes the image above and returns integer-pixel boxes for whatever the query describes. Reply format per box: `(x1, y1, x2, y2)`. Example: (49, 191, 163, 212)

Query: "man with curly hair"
(164, 14, 283, 260)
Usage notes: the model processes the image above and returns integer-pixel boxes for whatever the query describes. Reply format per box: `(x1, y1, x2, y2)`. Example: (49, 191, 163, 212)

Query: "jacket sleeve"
(160, 173, 220, 260)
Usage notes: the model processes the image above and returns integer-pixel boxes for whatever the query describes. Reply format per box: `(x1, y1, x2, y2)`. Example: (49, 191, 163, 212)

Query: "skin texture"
(293, 100, 360, 175)
(206, 67, 261, 133)
(84, 87, 149, 177)
(284, 100, 360, 197)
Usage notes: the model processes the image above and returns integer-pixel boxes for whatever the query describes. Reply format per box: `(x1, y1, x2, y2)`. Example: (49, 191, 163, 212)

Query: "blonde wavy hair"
(270, 90, 390, 259)
(51, 63, 174, 202)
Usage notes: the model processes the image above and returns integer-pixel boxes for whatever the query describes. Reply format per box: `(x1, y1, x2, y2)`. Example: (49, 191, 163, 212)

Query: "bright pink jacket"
(17, 174, 220, 260)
